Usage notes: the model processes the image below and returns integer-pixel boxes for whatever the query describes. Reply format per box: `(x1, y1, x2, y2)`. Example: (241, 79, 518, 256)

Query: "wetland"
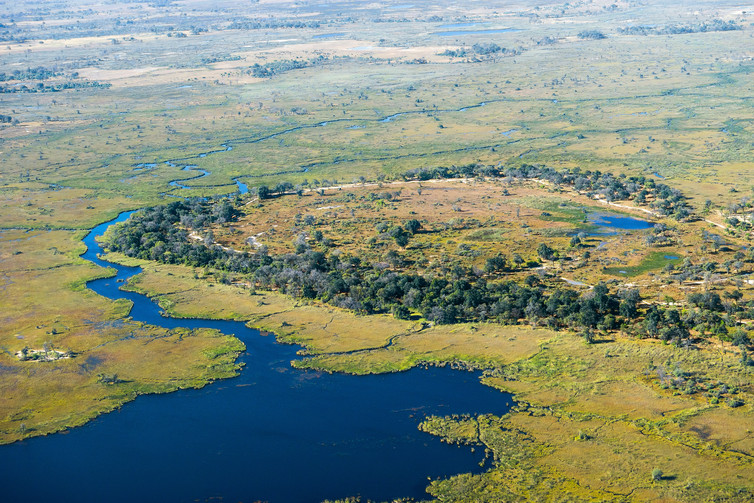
(1, 0, 754, 501)
(0, 210, 512, 502)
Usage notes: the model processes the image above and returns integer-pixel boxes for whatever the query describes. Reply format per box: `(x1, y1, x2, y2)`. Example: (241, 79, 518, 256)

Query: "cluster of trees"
(667, 249, 751, 282)
(371, 17, 413, 24)
(374, 219, 422, 247)
(0, 66, 60, 81)
(618, 19, 740, 36)
(402, 162, 692, 220)
(658, 289, 754, 347)
(105, 197, 650, 337)
(107, 200, 642, 331)
(229, 19, 321, 30)
(246, 56, 330, 78)
(577, 30, 606, 40)
(1, 16, 213, 42)
(0, 80, 110, 93)
(643, 223, 678, 247)
(256, 182, 296, 199)
(439, 48, 470, 58)
(105, 187, 754, 353)
(726, 214, 754, 236)
(105, 199, 241, 265)
(201, 55, 242, 65)
(440, 43, 521, 58)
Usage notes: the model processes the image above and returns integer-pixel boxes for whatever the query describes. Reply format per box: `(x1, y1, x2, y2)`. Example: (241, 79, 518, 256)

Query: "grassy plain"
(1, 0, 754, 500)
(106, 175, 754, 501)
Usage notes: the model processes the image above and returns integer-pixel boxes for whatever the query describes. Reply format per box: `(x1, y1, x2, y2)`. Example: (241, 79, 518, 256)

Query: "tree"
(583, 327, 595, 344)
(512, 253, 524, 268)
(273, 182, 294, 194)
(702, 199, 712, 214)
(404, 219, 422, 235)
(256, 185, 270, 199)
(644, 307, 661, 337)
(392, 305, 411, 320)
(732, 329, 750, 347)
(485, 254, 507, 274)
(537, 243, 555, 261)
(659, 309, 689, 346)
(619, 288, 641, 319)
(389, 226, 409, 247)
(741, 348, 753, 367)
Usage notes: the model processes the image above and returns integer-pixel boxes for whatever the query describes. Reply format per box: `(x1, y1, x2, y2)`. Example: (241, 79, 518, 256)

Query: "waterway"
(0, 212, 514, 503)
(589, 212, 653, 230)
(432, 28, 521, 36)
(586, 212, 653, 235)
(136, 98, 526, 195)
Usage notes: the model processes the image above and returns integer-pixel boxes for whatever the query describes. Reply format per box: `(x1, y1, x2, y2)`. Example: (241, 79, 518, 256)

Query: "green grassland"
(1, 0, 754, 501)
(2, 2, 753, 204)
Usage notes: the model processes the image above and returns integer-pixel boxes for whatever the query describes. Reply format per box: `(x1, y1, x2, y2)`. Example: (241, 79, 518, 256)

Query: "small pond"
(432, 28, 521, 36)
(588, 212, 653, 232)
(313, 33, 345, 39)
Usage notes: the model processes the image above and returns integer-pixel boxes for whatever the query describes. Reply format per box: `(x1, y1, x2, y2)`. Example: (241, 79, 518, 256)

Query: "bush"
(574, 430, 589, 441)
(578, 30, 606, 40)
(392, 305, 411, 320)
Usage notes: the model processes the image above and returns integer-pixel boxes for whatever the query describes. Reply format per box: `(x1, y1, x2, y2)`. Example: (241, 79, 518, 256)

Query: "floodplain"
(1, 0, 754, 501)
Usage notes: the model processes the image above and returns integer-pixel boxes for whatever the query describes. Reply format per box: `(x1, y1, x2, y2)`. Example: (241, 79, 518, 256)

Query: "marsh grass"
(2, 0, 754, 498)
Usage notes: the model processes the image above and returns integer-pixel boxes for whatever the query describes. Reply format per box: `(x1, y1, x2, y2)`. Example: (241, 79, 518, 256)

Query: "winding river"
(0, 212, 513, 503)
(2, 89, 655, 500)
(150, 98, 529, 196)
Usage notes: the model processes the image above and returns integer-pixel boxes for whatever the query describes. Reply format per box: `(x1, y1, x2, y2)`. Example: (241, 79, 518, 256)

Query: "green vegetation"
(2, 0, 754, 500)
(603, 251, 680, 277)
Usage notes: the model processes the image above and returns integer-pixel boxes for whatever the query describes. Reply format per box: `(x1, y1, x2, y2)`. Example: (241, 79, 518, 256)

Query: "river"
(0, 211, 513, 503)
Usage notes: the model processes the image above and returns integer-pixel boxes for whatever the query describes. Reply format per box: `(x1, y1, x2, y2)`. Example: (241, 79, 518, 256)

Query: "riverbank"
(94, 175, 754, 501)
(0, 213, 517, 503)
(105, 251, 754, 502)
(0, 216, 245, 446)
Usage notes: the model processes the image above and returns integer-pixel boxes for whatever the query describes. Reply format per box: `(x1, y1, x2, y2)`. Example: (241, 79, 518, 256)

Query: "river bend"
(0, 211, 513, 503)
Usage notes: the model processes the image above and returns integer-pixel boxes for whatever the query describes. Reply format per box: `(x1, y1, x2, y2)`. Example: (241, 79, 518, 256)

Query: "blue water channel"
(586, 212, 653, 236)
(432, 28, 521, 36)
(0, 212, 513, 503)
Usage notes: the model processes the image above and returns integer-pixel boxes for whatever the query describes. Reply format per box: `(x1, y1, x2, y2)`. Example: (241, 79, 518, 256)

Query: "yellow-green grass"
(0, 225, 244, 444)
(111, 255, 409, 353)
(105, 252, 553, 369)
(0, 186, 141, 229)
(2, 1, 754, 499)
(4, 28, 754, 206)
(603, 251, 682, 278)
(420, 331, 754, 501)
